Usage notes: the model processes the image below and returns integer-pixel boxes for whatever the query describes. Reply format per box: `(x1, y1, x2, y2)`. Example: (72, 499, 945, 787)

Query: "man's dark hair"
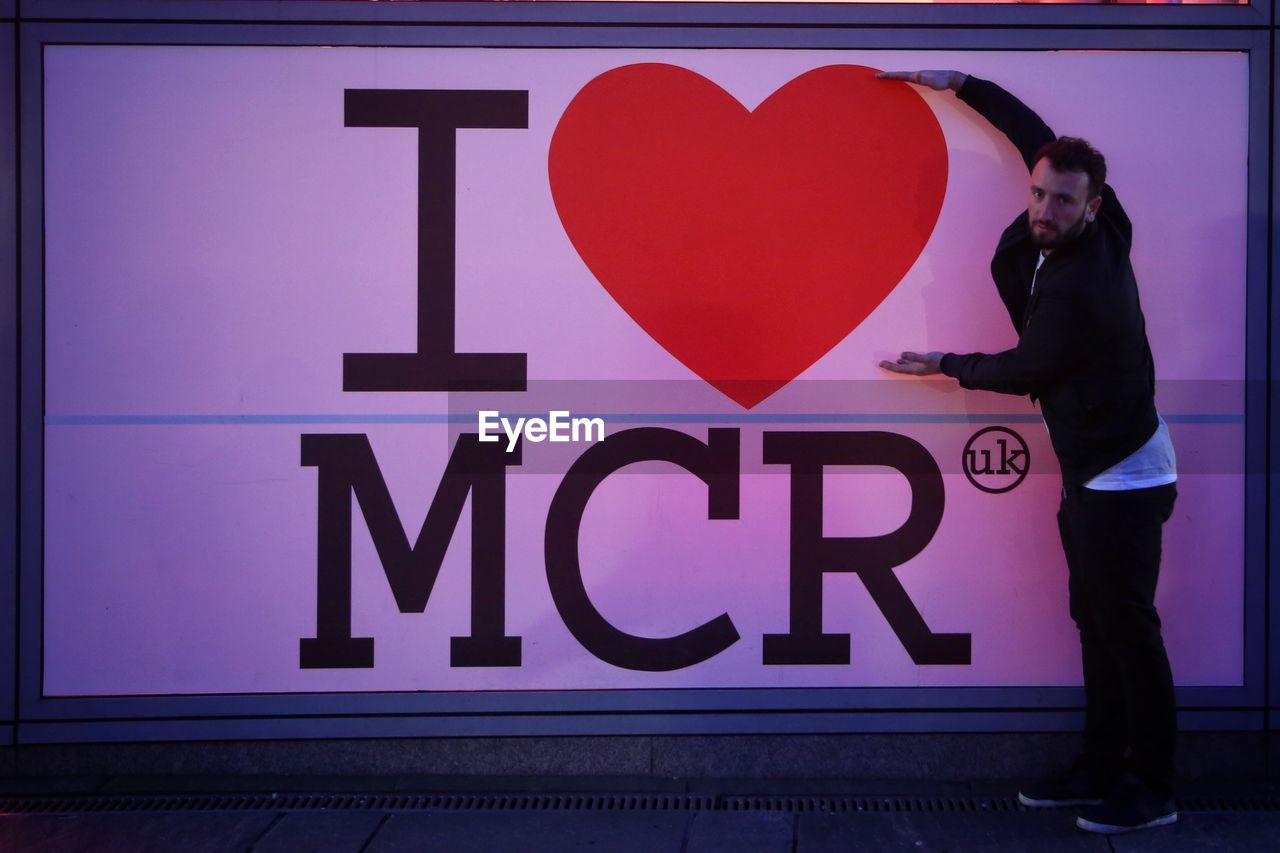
(1033, 136, 1107, 200)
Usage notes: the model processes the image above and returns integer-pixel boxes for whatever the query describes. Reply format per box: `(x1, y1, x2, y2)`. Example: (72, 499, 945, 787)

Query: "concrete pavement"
(1, 775, 1277, 851)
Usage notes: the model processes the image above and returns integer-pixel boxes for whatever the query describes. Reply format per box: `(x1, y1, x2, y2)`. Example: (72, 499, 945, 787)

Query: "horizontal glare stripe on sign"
(44, 413, 1244, 426)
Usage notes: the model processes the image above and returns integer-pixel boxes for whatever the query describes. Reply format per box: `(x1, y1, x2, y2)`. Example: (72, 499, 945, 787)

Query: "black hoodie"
(939, 75, 1160, 486)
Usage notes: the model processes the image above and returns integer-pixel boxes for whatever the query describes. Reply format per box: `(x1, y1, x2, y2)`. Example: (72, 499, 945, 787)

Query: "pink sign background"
(41, 46, 1246, 695)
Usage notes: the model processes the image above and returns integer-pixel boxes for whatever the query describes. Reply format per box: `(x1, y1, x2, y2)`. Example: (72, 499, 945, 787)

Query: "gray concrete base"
(0, 732, 1273, 782)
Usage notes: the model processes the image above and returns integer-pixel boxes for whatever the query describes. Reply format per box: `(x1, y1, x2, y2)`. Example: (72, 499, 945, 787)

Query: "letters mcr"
(299, 89, 970, 672)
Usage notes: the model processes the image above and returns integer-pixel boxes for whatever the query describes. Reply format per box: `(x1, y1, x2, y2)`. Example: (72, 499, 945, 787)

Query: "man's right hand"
(875, 70, 968, 92)
(879, 351, 946, 377)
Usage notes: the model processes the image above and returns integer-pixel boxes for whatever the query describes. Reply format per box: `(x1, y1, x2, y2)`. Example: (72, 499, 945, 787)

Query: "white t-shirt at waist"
(1083, 413, 1178, 491)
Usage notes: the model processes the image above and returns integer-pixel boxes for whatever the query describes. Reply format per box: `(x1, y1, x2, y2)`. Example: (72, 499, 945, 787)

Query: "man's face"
(1027, 158, 1102, 251)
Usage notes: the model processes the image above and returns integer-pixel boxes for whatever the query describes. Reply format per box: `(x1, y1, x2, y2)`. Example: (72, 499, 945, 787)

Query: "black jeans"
(1057, 481, 1178, 799)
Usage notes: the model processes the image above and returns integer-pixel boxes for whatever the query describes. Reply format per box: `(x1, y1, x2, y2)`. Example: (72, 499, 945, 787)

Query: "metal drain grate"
(722, 795, 1280, 815)
(0, 792, 714, 816)
(1, 792, 1277, 816)
(721, 796, 1023, 814)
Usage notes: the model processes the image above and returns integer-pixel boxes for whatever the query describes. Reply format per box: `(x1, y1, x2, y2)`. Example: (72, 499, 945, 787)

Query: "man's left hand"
(879, 351, 945, 376)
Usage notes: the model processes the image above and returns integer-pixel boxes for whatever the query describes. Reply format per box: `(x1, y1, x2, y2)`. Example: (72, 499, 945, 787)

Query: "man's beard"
(1030, 208, 1089, 249)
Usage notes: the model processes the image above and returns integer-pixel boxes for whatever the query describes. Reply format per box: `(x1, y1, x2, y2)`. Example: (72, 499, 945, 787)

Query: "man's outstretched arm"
(876, 70, 1055, 174)
(879, 350, 1033, 397)
(876, 70, 1068, 396)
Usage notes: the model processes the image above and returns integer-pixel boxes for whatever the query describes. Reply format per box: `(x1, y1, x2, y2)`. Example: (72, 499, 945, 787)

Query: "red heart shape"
(549, 63, 948, 408)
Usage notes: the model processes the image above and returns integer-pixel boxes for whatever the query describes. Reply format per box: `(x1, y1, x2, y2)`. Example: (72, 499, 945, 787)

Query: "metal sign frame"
(5, 0, 1275, 743)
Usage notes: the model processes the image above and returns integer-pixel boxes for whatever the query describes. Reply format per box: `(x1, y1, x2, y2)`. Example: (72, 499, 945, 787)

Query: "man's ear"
(1085, 194, 1103, 223)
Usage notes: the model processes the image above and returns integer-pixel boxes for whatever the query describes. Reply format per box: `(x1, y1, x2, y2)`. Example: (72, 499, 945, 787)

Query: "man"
(877, 69, 1178, 835)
